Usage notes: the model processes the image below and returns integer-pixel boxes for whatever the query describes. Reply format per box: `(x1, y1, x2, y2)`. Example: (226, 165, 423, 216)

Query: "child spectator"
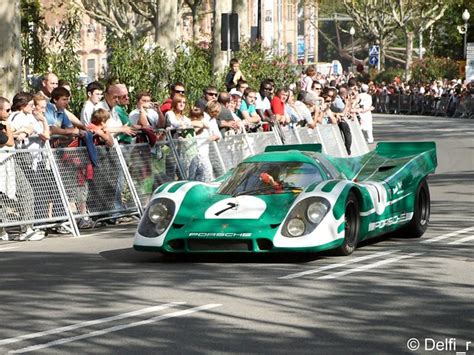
(75, 108, 113, 229)
(225, 58, 246, 92)
(80, 81, 103, 126)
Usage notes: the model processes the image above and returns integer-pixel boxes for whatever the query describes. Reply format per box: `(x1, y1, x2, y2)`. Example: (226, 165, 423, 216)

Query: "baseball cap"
(229, 88, 243, 97)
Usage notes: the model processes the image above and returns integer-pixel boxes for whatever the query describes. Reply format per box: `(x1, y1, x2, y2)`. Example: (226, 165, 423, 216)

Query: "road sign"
(369, 45, 380, 69)
(369, 45, 379, 56)
(369, 56, 378, 66)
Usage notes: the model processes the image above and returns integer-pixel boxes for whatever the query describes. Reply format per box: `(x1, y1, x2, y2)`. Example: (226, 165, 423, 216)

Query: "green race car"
(134, 142, 437, 255)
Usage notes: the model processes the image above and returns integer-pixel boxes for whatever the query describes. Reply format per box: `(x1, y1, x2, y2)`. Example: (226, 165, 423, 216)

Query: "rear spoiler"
(265, 144, 322, 153)
(375, 142, 436, 157)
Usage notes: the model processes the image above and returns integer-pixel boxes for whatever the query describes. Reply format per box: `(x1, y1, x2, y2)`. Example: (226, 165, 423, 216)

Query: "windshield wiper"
(232, 185, 302, 197)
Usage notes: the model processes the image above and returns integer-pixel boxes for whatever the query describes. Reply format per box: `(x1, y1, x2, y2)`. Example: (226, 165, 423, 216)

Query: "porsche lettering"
(188, 232, 252, 237)
(368, 213, 409, 231)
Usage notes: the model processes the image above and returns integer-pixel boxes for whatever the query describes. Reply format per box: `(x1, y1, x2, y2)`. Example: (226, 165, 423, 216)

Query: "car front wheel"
(335, 191, 360, 256)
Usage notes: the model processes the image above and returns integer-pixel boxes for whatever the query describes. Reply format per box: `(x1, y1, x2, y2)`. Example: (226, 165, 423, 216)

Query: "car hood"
(171, 184, 299, 230)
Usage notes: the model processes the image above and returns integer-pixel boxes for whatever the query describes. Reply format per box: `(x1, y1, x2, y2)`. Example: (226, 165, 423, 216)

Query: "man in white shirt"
(129, 91, 160, 127)
(80, 81, 103, 125)
(95, 84, 135, 138)
(357, 84, 375, 144)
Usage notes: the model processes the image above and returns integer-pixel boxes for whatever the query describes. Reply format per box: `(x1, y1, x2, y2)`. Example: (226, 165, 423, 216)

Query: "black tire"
(335, 191, 360, 256)
(400, 178, 430, 238)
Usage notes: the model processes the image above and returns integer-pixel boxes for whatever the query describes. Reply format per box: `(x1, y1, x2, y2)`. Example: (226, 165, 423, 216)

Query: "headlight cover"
(307, 202, 329, 224)
(287, 218, 305, 237)
(138, 198, 175, 238)
(282, 197, 330, 238)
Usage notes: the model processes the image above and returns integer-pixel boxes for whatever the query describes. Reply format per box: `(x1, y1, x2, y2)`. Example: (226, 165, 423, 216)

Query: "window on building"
(87, 59, 96, 82)
(287, 3, 294, 21)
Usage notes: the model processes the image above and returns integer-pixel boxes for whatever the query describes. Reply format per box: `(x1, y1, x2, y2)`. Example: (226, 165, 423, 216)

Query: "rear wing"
(375, 141, 436, 157)
(265, 144, 322, 153)
(375, 141, 437, 173)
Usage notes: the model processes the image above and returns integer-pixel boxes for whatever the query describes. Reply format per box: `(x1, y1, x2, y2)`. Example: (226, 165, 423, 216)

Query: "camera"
(0, 122, 6, 131)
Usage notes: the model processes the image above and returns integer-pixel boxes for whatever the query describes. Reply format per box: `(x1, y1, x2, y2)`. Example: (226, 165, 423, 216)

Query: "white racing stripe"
(279, 250, 400, 279)
(318, 252, 423, 280)
(0, 302, 185, 346)
(448, 234, 474, 245)
(9, 304, 222, 354)
(421, 227, 474, 244)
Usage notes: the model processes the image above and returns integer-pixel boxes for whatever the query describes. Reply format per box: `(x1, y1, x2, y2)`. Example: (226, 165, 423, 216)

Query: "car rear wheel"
(400, 178, 430, 238)
(335, 191, 359, 256)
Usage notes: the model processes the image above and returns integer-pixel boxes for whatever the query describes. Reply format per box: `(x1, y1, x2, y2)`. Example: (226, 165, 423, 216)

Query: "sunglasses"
(174, 90, 185, 94)
(313, 87, 322, 90)
(206, 92, 218, 96)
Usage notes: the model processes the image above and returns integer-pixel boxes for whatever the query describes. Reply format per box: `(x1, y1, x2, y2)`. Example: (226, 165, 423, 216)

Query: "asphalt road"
(1, 114, 473, 355)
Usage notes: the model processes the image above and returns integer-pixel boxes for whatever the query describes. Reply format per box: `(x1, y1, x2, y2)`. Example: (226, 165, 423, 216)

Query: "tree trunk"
(211, 0, 231, 73)
(405, 30, 414, 81)
(0, 0, 21, 99)
(232, 0, 249, 40)
(156, 1, 178, 57)
(192, 7, 199, 41)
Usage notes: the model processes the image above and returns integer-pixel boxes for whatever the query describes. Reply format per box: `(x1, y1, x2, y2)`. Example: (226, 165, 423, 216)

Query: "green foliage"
(20, 0, 84, 114)
(428, 0, 474, 60)
(170, 43, 214, 106)
(410, 56, 460, 82)
(47, 5, 83, 115)
(374, 67, 405, 84)
(107, 39, 171, 108)
(233, 41, 299, 90)
(20, 0, 48, 77)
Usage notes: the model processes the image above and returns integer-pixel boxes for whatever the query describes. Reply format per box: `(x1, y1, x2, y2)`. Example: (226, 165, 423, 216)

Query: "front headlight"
(307, 202, 328, 224)
(148, 203, 169, 223)
(282, 197, 330, 238)
(138, 198, 175, 238)
(287, 218, 305, 237)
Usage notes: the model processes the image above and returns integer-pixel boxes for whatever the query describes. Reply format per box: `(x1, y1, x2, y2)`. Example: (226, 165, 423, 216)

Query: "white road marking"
(0, 302, 185, 346)
(279, 250, 400, 279)
(318, 252, 423, 280)
(448, 234, 474, 245)
(421, 227, 474, 244)
(9, 304, 222, 354)
(0, 247, 19, 251)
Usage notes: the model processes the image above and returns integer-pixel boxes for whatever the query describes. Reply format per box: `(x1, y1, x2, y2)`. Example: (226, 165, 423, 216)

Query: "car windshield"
(218, 161, 323, 196)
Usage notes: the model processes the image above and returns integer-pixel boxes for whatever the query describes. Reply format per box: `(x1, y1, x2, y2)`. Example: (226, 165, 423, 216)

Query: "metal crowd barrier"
(373, 93, 473, 118)
(0, 144, 79, 236)
(347, 120, 370, 156)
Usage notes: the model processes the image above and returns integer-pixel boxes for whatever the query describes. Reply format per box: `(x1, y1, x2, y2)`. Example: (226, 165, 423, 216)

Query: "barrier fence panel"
(347, 120, 370, 156)
(0, 146, 78, 236)
(246, 131, 281, 154)
(51, 143, 139, 222)
(281, 126, 302, 145)
(388, 94, 400, 113)
(294, 126, 321, 146)
(316, 124, 348, 157)
(435, 96, 450, 116)
(213, 134, 254, 172)
(121, 139, 182, 207)
(399, 95, 412, 114)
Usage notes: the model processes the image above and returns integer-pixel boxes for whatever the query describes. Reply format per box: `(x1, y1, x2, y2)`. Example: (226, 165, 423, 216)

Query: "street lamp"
(457, 9, 470, 58)
(349, 26, 355, 70)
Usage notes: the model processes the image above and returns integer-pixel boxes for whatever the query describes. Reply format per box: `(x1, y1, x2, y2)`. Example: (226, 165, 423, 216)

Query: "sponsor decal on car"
(188, 232, 252, 237)
(368, 212, 412, 231)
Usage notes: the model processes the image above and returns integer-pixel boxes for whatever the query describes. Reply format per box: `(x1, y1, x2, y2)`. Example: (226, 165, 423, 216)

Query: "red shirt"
(271, 96, 285, 115)
(160, 98, 172, 114)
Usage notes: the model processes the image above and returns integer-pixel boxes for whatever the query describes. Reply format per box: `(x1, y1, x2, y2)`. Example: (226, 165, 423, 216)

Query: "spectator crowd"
(1, 59, 473, 240)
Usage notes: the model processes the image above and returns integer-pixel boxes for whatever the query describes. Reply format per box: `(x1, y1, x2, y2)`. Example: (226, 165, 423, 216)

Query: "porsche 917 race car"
(134, 142, 437, 255)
